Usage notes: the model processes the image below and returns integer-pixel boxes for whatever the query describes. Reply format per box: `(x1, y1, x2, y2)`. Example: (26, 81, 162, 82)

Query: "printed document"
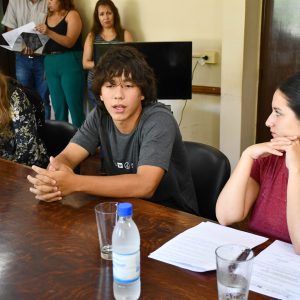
(1, 22, 49, 54)
(149, 221, 268, 272)
(250, 240, 300, 300)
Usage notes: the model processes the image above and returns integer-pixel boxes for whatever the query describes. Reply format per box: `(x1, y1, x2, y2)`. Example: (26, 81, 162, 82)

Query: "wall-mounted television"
(94, 41, 192, 100)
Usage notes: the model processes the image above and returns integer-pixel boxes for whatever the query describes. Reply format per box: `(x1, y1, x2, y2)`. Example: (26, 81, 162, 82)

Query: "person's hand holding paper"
(1, 22, 49, 54)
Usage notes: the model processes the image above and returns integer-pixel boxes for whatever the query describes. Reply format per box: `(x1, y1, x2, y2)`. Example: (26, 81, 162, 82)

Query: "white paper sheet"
(250, 240, 300, 300)
(1, 22, 49, 54)
(149, 221, 268, 272)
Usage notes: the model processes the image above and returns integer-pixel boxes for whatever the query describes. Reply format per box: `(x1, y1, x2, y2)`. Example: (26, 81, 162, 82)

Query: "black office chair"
(184, 141, 231, 220)
(42, 120, 80, 173)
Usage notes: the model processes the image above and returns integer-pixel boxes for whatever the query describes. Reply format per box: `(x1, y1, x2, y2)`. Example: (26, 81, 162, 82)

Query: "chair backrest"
(184, 141, 231, 220)
(42, 120, 80, 174)
(43, 120, 78, 157)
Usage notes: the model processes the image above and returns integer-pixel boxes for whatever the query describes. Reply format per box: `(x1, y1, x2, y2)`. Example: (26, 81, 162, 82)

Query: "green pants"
(44, 51, 85, 127)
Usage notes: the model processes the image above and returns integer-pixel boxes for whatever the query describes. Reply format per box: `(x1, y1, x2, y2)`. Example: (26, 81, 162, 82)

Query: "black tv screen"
(93, 41, 192, 100)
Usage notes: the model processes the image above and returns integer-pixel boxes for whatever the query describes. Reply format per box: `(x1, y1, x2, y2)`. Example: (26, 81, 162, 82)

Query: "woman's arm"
(216, 149, 259, 225)
(285, 139, 300, 254)
(36, 10, 82, 48)
(82, 32, 95, 70)
(216, 142, 285, 225)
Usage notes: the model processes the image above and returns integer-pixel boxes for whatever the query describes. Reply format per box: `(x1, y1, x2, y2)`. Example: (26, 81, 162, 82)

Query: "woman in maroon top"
(216, 72, 300, 254)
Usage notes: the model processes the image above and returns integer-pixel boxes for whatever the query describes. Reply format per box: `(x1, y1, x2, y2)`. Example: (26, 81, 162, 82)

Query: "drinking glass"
(215, 244, 254, 300)
(95, 202, 118, 260)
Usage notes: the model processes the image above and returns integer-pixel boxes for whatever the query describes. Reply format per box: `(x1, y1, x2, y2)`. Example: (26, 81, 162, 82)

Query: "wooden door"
(256, 0, 300, 142)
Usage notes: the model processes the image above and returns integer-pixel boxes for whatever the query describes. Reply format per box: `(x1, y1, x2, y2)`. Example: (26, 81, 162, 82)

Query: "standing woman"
(82, 0, 133, 108)
(36, 0, 85, 127)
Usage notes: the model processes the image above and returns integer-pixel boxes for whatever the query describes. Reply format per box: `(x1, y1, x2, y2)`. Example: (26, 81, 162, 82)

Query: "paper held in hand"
(1, 22, 49, 54)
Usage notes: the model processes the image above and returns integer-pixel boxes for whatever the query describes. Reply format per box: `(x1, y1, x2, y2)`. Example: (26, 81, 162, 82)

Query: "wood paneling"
(192, 85, 221, 95)
(0, 158, 271, 299)
(256, 0, 300, 142)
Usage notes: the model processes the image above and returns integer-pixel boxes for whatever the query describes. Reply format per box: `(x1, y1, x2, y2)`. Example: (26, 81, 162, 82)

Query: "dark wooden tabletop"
(0, 158, 271, 299)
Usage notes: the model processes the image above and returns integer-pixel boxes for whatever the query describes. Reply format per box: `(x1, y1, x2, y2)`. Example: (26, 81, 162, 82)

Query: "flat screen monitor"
(93, 41, 192, 100)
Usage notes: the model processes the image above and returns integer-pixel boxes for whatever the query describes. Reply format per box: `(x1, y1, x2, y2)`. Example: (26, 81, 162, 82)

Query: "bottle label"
(113, 250, 140, 284)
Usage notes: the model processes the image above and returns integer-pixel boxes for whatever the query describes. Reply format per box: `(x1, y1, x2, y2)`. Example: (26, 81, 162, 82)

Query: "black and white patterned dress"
(0, 84, 49, 167)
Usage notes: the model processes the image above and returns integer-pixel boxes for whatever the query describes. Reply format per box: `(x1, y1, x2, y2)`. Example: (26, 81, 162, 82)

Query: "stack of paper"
(149, 221, 268, 272)
(250, 240, 300, 300)
(1, 22, 49, 54)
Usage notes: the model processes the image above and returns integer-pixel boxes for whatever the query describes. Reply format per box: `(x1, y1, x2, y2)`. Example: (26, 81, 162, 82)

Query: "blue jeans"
(15, 53, 51, 120)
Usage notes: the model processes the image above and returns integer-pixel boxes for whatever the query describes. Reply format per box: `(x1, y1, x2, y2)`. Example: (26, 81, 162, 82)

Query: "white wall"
(116, 0, 223, 148)
(220, 0, 261, 167)
(74, 0, 262, 167)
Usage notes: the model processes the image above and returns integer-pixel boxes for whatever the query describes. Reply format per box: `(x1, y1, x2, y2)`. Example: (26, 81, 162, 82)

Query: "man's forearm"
(52, 153, 77, 170)
(71, 165, 164, 199)
(73, 173, 154, 198)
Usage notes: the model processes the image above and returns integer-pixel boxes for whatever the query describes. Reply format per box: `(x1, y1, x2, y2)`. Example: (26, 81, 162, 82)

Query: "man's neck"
(113, 111, 142, 134)
(30, 0, 38, 4)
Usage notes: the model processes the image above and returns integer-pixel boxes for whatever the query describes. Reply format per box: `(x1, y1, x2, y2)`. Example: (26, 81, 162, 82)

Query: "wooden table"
(0, 158, 271, 299)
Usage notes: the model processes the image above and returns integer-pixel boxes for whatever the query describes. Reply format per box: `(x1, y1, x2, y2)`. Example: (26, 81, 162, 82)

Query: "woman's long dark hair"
(48, 0, 75, 16)
(279, 72, 300, 119)
(91, 0, 123, 40)
(59, 0, 74, 10)
(0, 73, 12, 138)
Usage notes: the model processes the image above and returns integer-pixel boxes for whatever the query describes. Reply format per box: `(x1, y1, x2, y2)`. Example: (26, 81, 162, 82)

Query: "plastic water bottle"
(112, 202, 141, 300)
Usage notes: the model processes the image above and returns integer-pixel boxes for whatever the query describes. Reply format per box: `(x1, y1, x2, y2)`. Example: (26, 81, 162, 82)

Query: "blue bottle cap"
(118, 202, 133, 217)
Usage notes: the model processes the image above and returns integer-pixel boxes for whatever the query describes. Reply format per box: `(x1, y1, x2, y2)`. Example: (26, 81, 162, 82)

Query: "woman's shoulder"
(8, 81, 26, 104)
(124, 30, 133, 42)
(65, 9, 82, 21)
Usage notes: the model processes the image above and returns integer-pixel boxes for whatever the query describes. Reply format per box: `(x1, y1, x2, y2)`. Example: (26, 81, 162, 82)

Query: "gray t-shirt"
(71, 102, 198, 214)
